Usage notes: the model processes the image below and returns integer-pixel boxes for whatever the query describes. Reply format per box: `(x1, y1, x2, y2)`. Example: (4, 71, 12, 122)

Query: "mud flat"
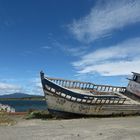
(0, 116, 140, 140)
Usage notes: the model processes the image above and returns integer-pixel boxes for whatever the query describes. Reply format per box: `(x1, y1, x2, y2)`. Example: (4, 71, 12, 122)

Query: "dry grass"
(0, 112, 15, 126)
(25, 110, 53, 120)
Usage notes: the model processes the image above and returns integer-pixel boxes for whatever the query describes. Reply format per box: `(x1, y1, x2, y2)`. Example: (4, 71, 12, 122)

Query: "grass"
(25, 109, 140, 120)
(25, 110, 53, 120)
(0, 111, 15, 125)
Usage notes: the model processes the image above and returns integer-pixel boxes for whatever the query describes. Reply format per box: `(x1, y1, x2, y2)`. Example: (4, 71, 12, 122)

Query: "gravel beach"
(0, 116, 140, 140)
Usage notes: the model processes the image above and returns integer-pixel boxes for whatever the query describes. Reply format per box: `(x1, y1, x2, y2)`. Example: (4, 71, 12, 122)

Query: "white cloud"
(47, 39, 88, 57)
(26, 78, 43, 95)
(0, 82, 22, 95)
(72, 37, 140, 76)
(63, 46, 87, 57)
(41, 46, 51, 49)
(69, 0, 140, 43)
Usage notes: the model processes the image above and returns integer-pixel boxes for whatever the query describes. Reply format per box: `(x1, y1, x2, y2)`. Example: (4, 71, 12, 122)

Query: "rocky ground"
(0, 115, 140, 140)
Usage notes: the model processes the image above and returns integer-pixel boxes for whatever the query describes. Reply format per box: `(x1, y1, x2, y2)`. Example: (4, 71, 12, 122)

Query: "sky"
(0, 0, 140, 95)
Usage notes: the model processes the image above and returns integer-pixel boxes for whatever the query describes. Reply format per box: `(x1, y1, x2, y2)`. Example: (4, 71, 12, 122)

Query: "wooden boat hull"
(41, 71, 140, 118)
(44, 92, 140, 117)
(127, 80, 140, 98)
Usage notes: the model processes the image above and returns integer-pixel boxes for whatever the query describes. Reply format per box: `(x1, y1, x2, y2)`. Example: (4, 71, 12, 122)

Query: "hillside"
(0, 93, 44, 99)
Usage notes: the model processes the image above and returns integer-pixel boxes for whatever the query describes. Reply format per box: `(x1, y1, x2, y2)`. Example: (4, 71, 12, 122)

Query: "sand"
(0, 116, 140, 140)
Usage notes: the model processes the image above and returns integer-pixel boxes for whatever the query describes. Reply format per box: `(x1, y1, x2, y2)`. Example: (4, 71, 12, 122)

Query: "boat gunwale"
(47, 76, 126, 90)
(42, 77, 126, 105)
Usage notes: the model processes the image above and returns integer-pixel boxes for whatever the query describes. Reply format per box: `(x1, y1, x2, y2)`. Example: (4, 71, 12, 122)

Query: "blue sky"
(0, 0, 140, 95)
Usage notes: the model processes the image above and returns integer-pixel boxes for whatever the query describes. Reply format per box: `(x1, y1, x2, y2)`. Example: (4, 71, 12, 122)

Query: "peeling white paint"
(127, 81, 140, 97)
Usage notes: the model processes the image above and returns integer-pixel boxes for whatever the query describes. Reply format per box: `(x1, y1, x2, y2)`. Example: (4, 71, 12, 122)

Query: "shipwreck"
(40, 71, 140, 117)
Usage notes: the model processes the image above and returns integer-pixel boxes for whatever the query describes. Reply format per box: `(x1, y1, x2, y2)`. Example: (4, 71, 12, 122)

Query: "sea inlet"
(0, 100, 47, 112)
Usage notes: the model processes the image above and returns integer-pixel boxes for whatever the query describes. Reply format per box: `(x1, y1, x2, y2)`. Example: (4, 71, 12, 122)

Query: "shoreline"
(0, 98, 45, 101)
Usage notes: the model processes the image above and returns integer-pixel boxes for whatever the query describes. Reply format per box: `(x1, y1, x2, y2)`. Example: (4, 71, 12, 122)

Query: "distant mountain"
(0, 93, 43, 99)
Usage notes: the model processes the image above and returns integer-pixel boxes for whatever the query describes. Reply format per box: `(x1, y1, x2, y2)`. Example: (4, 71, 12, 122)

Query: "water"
(0, 100, 47, 112)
